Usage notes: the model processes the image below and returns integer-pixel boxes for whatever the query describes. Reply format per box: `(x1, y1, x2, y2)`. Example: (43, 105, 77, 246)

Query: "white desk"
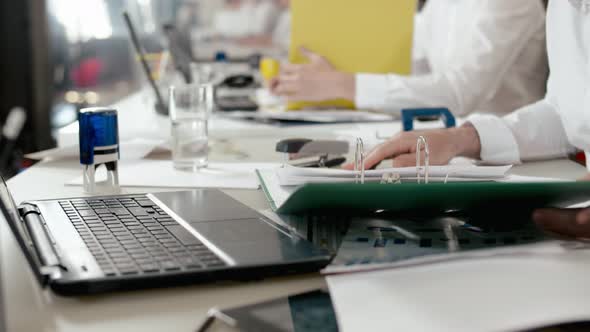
(6, 95, 589, 331)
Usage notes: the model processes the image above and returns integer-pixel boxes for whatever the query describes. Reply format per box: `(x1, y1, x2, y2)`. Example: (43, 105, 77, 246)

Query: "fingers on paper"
(391, 154, 417, 168)
(363, 138, 413, 170)
(533, 208, 590, 238)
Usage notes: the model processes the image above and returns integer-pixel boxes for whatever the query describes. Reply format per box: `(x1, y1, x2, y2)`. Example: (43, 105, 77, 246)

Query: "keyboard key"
(169, 247, 188, 254)
(78, 210, 97, 217)
(136, 200, 155, 208)
(103, 269, 117, 277)
(176, 256, 200, 267)
(206, 261, 226, 268)
(109, 208, 129, 215)
(105, 248, 125, 255)
(135, 234, 151, 239)
(128, 207, 149, 216)
(162, 242, 182, 249)
(112, 255, 133, 262)
(109, 252, 129, 259)
(140, 263, 160, 273)
(123, 244, 143, 251)
(102, 243, 121, 249)
(131, 253, 151, 260)
(127, 248, 148, 255)
(159, 260, 180, 271)
(120, 269, 139, 275)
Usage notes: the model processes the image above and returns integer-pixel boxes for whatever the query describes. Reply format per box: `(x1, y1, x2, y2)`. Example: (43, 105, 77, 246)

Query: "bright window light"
(52, 0, 113, 42)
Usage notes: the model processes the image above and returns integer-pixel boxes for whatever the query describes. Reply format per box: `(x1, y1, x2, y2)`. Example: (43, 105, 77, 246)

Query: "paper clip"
(416, 136, 430, 184)
(354, 138, 365, 184)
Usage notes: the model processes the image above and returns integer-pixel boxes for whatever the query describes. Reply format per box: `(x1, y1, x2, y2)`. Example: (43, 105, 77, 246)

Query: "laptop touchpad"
(151, 190, 260, 223)
(191, 219, 305, 265)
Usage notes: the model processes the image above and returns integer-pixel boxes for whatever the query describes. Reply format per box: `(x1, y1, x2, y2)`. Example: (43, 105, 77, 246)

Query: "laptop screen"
(0, 176, 22, 228)
(0, 176, 46, 287)
(0, 176, 18, 332)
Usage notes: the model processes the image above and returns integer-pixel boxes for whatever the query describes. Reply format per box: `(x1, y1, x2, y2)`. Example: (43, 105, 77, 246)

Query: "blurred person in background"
(235, 0, 291, 50)
(271, 0, 548, 118)
(214, 0, 282, 40)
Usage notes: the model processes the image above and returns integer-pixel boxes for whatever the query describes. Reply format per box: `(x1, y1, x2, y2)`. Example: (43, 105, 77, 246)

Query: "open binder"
(270, 181, 590, 215)
(257, 137, 590, 215)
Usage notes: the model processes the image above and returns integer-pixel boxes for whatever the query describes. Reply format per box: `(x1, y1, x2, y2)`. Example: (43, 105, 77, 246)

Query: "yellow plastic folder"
(288, 0, 416, 110)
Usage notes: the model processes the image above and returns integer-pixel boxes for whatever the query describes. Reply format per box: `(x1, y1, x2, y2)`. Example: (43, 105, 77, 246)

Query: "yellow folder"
(288, 0, 416, 110)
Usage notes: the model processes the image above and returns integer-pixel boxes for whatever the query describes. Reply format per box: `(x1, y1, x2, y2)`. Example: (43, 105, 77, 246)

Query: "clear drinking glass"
(169, 83, 213, 171)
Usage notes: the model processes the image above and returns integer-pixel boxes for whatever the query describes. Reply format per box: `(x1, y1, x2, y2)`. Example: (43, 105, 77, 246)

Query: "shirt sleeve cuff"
(467, 114, 521, 165)
(355, 73, 391, 111)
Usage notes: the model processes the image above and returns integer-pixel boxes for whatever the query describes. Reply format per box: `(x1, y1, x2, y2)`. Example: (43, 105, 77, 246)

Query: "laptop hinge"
(19, 204, 65, 284)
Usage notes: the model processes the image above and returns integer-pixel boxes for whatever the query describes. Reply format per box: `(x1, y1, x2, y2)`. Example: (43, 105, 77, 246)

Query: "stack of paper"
(327, 243, 590, 332)
(275, 164, 513, 186)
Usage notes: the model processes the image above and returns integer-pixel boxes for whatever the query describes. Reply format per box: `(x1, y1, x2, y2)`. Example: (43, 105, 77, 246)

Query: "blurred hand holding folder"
(288, 0, 416, 110)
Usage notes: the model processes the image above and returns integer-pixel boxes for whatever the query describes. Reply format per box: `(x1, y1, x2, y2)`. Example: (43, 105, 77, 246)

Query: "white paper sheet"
(327, 244, 590, 332)
(275, 164, 512, 186)
(67, 161, 280, 189)
(499, 174, 571, 183)
(256, 169, 295, 210)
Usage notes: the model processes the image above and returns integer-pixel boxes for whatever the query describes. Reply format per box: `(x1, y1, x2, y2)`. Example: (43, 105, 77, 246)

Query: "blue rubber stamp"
(79, 107, 120, 193)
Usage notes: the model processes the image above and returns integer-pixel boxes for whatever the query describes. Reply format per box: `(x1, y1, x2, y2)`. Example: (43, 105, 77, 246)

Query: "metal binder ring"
(354, 138, 365, 184)
(416, 136, 430, 184)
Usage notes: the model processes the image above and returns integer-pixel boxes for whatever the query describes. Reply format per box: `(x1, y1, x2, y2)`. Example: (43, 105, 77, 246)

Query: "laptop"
(0, 177, 331, 296)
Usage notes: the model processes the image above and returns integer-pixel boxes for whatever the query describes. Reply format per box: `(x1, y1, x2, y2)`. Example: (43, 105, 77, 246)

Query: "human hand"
(533, 174, 590, 239)
(342, 124, 482, 170)
(270, 47, 355, 101)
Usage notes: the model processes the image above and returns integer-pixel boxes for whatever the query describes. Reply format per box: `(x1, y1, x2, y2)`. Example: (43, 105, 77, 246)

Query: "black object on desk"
(215, 74, 259, 112)
(162, 24, 195, 84)
(276, 138, 349, 168)
(196, 289, 339, 332)
(123, 12, 169, 115)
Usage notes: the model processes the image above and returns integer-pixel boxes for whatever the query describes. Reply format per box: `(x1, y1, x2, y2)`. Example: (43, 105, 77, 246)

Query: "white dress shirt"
(213, 1, 279, 38)
(355, 0, 548, 117)
(272, 10, 291, 50)
(468, 0, 590, 169)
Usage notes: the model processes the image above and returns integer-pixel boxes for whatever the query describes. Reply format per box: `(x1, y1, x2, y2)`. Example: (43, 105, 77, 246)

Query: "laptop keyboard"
(58, 195, 227, 277)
